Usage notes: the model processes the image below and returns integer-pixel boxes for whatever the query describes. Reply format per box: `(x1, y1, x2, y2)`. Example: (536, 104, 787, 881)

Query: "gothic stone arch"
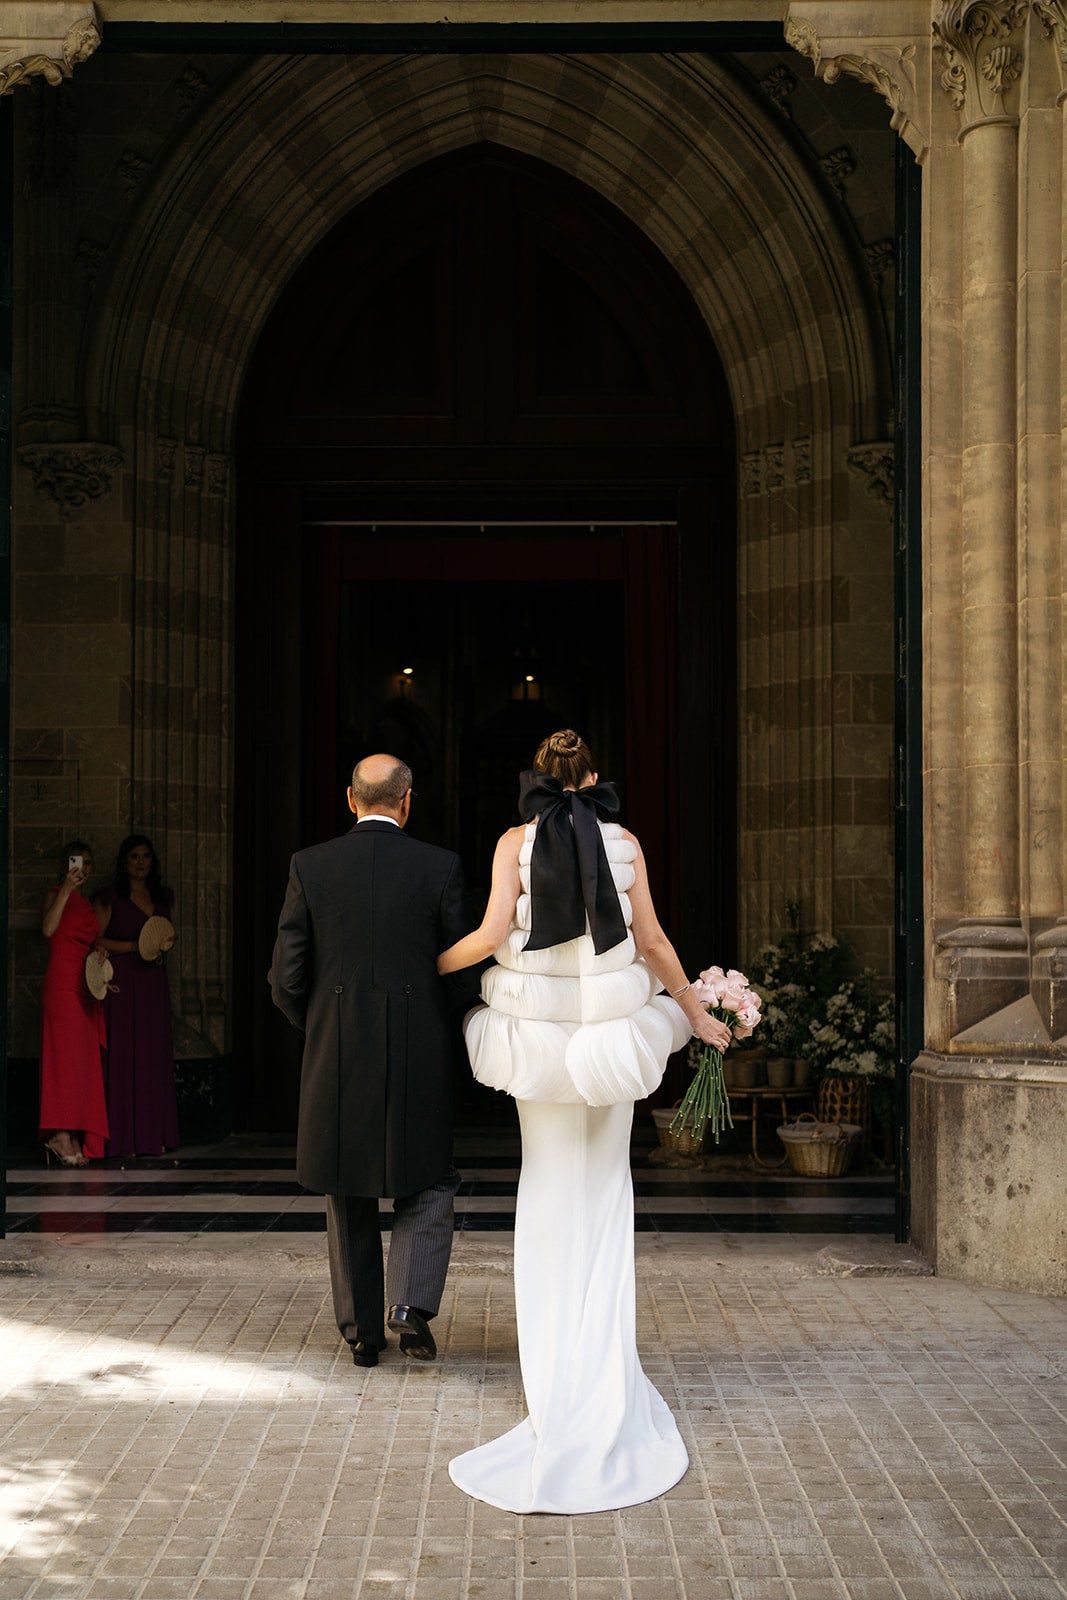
(69, 48, 891, 1056)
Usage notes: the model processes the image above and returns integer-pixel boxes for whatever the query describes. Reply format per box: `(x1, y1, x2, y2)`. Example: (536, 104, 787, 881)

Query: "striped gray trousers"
(325, 1165, 461, 1347)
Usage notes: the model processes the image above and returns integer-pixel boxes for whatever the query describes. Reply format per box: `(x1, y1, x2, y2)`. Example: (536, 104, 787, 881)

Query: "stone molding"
(1034, 0, 1067, 99)
(18, 401, 79, 445)
(912, 1048, 1067, 1084)
(1033, 920, 1067, 1040)
(934, 918, 1030, 1039)
(847, 441, 895, 504)
(933, 0, 1030, 133)
(18, 440, 123, 515)
(740, 437, 813, 497)
(160, 440, 231, 496)
(784, 3, 931, 160)
(0, 2, 100, 95)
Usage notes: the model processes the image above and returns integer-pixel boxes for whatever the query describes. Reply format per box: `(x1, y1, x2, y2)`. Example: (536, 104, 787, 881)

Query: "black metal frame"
(100, 21, 785, 54)
(893, 141, 923, 1242)
(0, 96, 11, 1230)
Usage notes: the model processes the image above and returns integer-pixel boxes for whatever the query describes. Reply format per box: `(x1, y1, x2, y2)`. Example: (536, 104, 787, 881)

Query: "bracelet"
(669, 980, 690, 997)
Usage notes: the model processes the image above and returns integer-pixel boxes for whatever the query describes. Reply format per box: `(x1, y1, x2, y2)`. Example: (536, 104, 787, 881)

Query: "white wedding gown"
(448, 821, 691, 1514)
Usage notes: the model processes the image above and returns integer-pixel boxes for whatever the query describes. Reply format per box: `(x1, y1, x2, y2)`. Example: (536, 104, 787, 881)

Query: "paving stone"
(2, 1257, 1067, 1600)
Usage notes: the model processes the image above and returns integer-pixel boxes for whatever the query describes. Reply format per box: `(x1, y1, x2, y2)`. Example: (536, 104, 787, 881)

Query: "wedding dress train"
(448, 821, 691, 1514)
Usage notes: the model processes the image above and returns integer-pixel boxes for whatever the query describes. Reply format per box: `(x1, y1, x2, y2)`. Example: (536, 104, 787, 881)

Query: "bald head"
(348, 754, 413, 821)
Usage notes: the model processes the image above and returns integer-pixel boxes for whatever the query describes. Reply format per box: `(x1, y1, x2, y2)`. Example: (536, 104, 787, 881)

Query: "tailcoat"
(269, 820, 472, 1197)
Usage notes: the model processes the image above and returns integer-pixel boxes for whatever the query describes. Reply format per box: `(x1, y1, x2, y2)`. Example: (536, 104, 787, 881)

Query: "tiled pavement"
(1, 1136, 1065, 1600)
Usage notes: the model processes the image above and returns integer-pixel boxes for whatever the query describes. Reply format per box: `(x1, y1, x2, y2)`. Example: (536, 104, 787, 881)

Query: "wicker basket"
(651, 1105, 704, 1157)
(816, 1075, 870, 1129)
(777, 1112, 861, 1177)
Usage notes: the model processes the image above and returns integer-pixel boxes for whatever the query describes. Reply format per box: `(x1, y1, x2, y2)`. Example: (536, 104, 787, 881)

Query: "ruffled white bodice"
(464, 821, 690, 1104)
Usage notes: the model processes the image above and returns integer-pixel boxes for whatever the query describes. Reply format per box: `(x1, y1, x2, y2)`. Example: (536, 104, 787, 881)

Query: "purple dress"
(94, 888, 179, 1156)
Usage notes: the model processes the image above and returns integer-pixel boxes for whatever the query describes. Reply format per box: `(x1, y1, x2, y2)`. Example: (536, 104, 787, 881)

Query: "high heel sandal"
(43, 1135, 88, 1169)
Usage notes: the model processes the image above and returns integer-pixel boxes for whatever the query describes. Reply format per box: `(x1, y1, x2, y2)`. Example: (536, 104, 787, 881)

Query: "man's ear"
(347, 788, 359, 814)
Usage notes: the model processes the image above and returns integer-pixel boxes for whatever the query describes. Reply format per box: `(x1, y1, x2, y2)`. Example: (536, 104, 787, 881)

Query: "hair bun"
(551, 729, 581, 753)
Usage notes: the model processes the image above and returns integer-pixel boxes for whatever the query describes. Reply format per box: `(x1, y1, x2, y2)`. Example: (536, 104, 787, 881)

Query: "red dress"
(39, 891, 109, 1158)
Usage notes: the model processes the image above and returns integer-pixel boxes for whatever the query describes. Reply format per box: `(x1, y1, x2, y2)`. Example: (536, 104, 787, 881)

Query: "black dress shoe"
(348, 1339, 380, 1368)
(387, 1304, 436, 1361)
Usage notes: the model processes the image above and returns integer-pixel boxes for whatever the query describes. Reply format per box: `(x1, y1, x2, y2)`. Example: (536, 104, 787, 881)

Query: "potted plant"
(803, 973, 896, 1137)
(748, 903, 849, 1089)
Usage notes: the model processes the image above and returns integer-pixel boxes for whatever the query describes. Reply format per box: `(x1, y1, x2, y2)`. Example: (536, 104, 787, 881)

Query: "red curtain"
(623, 525, 679, 934)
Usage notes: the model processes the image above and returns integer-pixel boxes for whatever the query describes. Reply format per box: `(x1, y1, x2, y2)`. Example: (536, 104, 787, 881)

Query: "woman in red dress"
(39, 839, 109, 1166)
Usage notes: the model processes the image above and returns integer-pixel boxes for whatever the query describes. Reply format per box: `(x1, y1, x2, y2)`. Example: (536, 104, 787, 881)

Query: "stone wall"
(7, 44, 897, 1080)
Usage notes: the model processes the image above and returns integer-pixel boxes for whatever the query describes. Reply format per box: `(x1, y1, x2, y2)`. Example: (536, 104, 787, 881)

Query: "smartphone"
(69, 854, 83, 873)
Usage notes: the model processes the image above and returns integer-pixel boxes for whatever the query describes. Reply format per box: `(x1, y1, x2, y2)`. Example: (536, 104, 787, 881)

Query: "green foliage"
(749, 904, 897, 1124)
(748, 901, 849, 1058)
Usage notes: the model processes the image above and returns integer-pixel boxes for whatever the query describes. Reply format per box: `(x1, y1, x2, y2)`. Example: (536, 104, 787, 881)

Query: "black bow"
(517, 770, 628, 955)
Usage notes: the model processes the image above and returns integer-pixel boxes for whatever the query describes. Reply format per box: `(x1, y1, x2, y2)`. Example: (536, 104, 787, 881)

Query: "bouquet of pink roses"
(670, 966, 763, 1145)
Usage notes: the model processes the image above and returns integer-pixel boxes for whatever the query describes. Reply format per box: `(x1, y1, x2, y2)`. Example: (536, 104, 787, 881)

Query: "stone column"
(930, 0, 1030, 1037)
(910, 4, 1067, 1296)
(1031, 2, 1067, 1038)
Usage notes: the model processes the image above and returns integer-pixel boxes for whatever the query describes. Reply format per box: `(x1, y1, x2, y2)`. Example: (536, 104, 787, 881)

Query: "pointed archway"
(75, 49, 891, 1116)
(236, 143, 736, 1126)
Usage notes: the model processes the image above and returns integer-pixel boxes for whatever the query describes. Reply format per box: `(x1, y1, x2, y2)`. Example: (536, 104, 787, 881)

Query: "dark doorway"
(329, 560, 627, 883)
(237, 143, 736, 1133)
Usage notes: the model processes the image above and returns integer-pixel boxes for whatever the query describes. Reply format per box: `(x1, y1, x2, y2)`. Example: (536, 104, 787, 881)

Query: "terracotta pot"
(792, 1058, 813, 1089)
(731, 1058, 761, 1089)
(765, 1057, 793, 1088)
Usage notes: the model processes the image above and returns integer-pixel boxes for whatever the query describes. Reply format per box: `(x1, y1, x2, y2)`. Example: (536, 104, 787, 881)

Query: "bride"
(437, 729, 731, 1515)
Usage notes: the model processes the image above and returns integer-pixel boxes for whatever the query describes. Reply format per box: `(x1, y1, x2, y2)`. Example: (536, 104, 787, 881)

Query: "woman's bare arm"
(625, 831, 732, 1051)
(41, 863, 87, 939)
(437, 827, 524, 974)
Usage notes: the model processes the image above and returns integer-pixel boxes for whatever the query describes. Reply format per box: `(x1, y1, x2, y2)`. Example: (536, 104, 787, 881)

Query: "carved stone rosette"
(759, 64, 797, 116)
(740, 439, 815, 496)
(933, 0, 1029, 131)
(19, 441, 123, 515)
(0, 4, 100, 96)
(847, 442, 895, 505)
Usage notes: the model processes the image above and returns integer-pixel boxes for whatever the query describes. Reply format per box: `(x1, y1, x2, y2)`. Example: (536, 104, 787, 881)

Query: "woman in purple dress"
(94, 835, 179, 1156)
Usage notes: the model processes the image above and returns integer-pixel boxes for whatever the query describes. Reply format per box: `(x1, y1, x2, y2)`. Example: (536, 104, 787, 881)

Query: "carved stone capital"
(847, 442, 896, 505)
(785, 3, 932, 160)
(0, 3, 100, 95)
(933, 0, 1030, 133)
(19, 441, 123, 516)
(1034, 1, 1067, 99)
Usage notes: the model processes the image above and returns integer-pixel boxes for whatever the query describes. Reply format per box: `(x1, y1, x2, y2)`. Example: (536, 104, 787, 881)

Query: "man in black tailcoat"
(269, 753, 473, 1368)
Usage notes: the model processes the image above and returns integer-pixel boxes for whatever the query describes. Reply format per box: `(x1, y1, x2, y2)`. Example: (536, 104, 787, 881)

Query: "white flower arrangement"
(748, 904, 898, 1122)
